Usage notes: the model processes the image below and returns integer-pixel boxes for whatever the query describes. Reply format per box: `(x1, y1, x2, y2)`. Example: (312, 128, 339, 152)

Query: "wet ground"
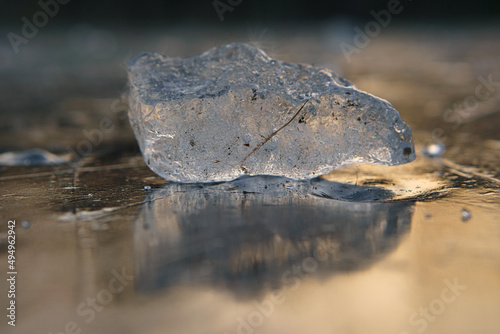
(1, 24, 500, 334)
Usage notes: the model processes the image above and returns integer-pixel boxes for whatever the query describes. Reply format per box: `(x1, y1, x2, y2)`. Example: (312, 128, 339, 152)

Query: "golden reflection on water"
(4, 175, 500, 334)
(115, 174, 498, 334)
(122, 185, 499, 334)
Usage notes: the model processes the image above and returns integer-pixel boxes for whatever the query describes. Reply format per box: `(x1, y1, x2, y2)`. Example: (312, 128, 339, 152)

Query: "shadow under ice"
(133, 176, 415, 299)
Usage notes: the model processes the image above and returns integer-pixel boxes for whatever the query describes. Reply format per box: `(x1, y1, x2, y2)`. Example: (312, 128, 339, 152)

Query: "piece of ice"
(128, 43, 416, 183)
(0, 148, 70, 166)
(461, 208, 472, 222)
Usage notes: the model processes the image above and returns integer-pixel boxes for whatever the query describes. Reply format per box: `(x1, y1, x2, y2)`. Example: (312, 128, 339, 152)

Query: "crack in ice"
(241, 99, 310, 168)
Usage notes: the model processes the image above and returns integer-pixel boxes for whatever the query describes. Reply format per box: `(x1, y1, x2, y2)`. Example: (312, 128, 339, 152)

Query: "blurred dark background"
(1, 0, 500, 26)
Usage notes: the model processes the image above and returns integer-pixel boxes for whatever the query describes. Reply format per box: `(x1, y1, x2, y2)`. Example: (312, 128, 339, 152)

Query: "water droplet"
(461, 208, 471, 222)
(423, 143, 446, 158)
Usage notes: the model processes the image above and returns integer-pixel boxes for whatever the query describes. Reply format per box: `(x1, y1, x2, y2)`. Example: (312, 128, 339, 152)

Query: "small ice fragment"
(423, 143, 446, 158)
(144, 185, 152, 191)
(461, 208, 471, 222)
(0, 148, 70, 166)
(22, 220, 30, 228)
(128, 43, 416, 183)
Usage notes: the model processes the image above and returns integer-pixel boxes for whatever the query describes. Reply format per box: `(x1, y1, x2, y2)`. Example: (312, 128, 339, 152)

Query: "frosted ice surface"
(128, 43, 415, 183)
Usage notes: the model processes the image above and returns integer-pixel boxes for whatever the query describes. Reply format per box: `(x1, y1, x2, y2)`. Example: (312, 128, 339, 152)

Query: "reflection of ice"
(133, 176, 415, 298)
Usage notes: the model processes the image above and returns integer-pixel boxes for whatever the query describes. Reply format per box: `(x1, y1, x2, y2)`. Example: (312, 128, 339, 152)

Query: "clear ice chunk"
(127, 43, 416, 183)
